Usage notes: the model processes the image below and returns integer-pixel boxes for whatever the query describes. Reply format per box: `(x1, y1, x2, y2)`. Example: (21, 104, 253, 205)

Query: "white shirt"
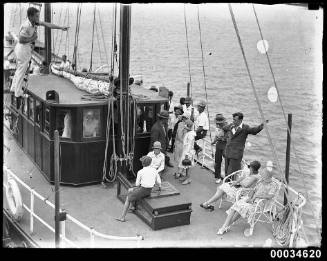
(232, 122, 243, 135)
(19, 19, 37, 48)
(182, 105, 199, 120)
(195, 111, 209, 130)
(168, 101, 177, 113)
(147, 151, 165, 173)
(59, 61, 70, 70)
(135, 166, 161, 188)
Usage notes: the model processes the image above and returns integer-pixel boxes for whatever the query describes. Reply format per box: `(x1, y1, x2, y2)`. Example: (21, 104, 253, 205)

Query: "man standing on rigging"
(223, 112, 267, 177)
(10, 7, 69, 98)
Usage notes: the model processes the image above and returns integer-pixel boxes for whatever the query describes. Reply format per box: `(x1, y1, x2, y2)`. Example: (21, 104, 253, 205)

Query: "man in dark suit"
(150, 110, 174, 167)
(223, 112, 267, 176)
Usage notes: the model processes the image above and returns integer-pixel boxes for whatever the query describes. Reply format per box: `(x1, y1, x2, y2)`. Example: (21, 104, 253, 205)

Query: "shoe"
(217, 226, 230, 235)
(215, 178, 222, 184)
(200, 203, 214, 211)
(174, 173, 181, 179)
(166, 162, 174, 167)
(182, 179, 191, 185)
(179, 176, 187, 182)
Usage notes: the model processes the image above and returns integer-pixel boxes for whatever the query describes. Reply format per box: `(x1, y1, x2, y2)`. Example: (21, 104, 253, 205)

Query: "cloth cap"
(157, 110, 169, 119)
(185, 97, 192, 103)
(153, 141, 162, 149)
(174, 105, 184, 114)
(140, 156, 152, 167)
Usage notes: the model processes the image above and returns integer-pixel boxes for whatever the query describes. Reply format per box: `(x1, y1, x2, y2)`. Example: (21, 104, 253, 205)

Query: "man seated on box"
(116, 156, 161, 222)
(147, 141, 165, 178)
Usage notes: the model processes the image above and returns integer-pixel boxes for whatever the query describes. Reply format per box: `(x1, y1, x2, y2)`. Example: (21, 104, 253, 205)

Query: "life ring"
(6, 178, 24, 222)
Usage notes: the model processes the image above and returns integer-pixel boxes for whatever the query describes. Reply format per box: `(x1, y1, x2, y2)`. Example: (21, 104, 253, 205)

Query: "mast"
(117, 4, 132, 178)
(44, 3, 51, 74)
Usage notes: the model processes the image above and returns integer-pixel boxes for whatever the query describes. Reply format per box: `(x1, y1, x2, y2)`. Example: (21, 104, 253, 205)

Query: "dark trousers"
(194, 129, 207, 152)
(168, 129, 173, 149)
(214, 143, 227, 179)
(225, 157, 242, 180)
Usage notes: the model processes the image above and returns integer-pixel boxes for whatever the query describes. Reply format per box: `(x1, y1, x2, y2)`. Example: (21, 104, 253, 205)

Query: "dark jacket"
(223, 123, 263, 159)
(149, 120, 169, 152)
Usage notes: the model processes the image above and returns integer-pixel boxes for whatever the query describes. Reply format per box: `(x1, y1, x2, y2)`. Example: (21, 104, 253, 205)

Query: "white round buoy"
(266, 160, 273, 171)
(257, 40, 269, 54)
(6, 178, 24, 221)
(267, 86, 278, 103)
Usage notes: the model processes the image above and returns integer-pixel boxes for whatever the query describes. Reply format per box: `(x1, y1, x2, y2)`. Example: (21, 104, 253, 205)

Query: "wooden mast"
(44, 3, 51, 74)
(117, 4, 132, 178)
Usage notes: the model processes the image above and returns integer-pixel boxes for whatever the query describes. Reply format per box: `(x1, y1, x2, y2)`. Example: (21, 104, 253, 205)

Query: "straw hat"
(197, 100, 206, 108)
(152, 141, 162, 150)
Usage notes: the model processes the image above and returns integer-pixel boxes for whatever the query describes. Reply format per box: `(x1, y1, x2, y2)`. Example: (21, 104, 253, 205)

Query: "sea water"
(4, 3, 322, 246)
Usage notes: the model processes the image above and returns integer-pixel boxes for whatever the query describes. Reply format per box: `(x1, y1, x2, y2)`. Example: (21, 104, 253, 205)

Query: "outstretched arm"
(247, 121, 266, 135)
(38, 21, 69, 31)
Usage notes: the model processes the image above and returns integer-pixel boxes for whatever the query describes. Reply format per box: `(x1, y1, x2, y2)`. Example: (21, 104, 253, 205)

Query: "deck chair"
(236, 177, 282, 237)
(218, 169, 247, 209)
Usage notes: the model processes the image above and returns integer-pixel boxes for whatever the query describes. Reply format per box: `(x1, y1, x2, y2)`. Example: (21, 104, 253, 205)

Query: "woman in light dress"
(173, 115, 187, 173)
(178, 119, 196, 185)
(217, 168, 278, 235)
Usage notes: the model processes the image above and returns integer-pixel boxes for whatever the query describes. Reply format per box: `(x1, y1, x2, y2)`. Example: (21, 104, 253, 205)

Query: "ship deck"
(3, 125, 279, 248)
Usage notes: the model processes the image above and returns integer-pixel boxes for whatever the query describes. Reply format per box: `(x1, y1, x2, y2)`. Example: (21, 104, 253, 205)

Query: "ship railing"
(3, 166, 143, 248)
(195, 138, 306, 209)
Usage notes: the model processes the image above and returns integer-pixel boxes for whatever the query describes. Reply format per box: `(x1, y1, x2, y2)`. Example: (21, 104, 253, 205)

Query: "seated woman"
(200, 160, 261, 211)
(116, 156, 161, 222)
(216, 167, 277, 235)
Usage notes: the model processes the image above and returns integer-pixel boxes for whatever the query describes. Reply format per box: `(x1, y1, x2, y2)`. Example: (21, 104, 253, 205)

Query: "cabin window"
(35, 100, 42, 126)
(28, 96, 35, 121)
(56, 109, 72, 139)
(136, 104, 155, 133)
(83, 108, 101, 138)
(22, 96, 28, 116)
(44, 107, 50, 134)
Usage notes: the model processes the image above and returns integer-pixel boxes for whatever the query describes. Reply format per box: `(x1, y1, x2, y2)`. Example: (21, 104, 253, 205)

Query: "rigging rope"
(227, 3, 297, 222)
(183, 4, 193, 97)
(55, 7, 68, 59)
(97, 9, 110, 69)
(72, 3, 82, 71)
(53, 6, 63, 57)
(197, 6, 214, 157)
(89, 3, 97, 72)
(251, 4, 321, 240)
(94, 15, 104, 66)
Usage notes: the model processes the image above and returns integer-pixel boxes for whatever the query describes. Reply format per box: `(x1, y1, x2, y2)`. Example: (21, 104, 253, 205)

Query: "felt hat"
(215, 113, 226, 123)
(174, 105, 184, 114)
(185, 97, 192, 103)
(157, 110, 169, 119)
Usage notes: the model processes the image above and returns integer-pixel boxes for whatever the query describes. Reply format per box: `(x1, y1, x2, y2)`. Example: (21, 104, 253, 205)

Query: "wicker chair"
(235, 177, 282, 237)
(218, 169, 247, 209)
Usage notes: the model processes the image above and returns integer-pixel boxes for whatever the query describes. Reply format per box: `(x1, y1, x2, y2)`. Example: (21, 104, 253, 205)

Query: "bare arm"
(38, 21, 69, 30)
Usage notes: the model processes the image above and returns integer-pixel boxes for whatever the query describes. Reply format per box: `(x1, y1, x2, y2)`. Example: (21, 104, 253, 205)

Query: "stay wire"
(252, 4, 321, 239)
(197, 6, 214, 157)
(89, 3, 97, 72)
(183, 4, 193, 97)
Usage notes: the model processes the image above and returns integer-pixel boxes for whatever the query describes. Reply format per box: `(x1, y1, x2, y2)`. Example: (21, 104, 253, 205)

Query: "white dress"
(178, 130, 196, 168)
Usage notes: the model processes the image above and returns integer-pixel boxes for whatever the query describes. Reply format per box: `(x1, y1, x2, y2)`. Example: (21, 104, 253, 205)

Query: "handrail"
(3, 166, 143, 248)
(196, 137, 306, 210)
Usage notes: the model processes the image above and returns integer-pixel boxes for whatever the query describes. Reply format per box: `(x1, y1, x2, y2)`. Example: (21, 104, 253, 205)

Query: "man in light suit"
(149, 110, 174, 167)
(223, 112, 267, 176)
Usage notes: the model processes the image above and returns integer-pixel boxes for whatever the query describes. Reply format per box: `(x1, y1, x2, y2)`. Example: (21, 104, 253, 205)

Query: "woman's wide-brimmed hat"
(140, 155, 152, 167)
(157, 110, 169, 119)
(152, 141, 162, 150)
(184, 119, 194, 131)
(215, 113, 226, 123)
